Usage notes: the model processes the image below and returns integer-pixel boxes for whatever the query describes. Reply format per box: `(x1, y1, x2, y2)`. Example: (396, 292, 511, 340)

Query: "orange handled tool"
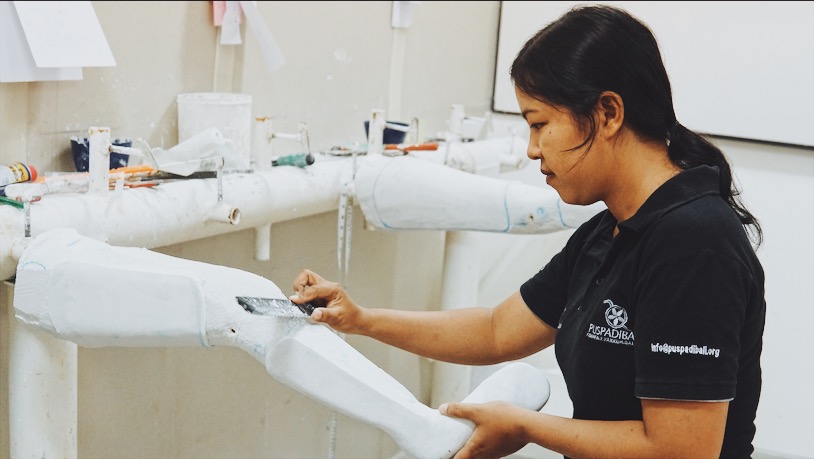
(384, 142, 439, 152)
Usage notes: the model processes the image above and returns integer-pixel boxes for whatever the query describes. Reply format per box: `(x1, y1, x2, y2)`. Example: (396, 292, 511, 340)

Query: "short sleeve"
(520, 249, 571, 328)
(633, 250, 753, 401)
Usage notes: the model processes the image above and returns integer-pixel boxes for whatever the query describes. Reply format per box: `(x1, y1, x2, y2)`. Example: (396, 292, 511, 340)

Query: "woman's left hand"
(440, 400, 530, 459)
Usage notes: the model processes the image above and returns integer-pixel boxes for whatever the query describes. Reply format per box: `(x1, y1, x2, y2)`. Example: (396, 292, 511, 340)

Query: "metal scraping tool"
(236, 296, 321, 319)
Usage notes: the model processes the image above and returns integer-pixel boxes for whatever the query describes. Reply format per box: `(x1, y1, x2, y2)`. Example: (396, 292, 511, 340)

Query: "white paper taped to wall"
(219, 1, 242, 45)
(13, 228, 551, 459)
(239, 0, 285, 73)
(0, 1, 82, 82)
(12, 1, 114, 68)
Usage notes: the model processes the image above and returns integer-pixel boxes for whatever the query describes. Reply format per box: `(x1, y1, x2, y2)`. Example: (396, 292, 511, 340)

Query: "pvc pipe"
(255, 223, 271, 261)
(367, 109, 385, 156)
(7, 293, 77, 459)
(87, 127, 110, 194)
(0, 159, 353, 281)
(430, 231, 480, 408)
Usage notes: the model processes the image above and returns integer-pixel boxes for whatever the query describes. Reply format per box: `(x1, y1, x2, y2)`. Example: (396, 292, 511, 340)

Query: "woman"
(291, 5, 765, 458)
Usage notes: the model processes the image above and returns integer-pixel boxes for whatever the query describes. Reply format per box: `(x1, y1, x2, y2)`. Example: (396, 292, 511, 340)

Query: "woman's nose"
(527, 142, 541, 160)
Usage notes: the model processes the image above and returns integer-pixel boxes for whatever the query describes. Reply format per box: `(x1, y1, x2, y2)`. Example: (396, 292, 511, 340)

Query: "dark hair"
(510, 4, 762, 247)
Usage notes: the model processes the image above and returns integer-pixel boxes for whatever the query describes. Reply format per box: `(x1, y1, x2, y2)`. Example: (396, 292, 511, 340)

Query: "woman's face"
(515, 88, 607, 206)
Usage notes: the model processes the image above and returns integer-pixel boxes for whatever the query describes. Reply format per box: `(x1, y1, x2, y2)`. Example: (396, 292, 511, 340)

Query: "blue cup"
(70, 137, 132, 172)
(364, 120, 409, 145)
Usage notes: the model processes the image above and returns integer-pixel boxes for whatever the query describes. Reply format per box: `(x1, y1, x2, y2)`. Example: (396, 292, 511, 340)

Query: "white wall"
(722, 138, 814, 458)
(493, 1, 814, 147)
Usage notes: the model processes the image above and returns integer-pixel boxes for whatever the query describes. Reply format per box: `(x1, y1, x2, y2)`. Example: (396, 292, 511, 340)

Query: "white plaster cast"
(13, 228, 550, 458)
(354, 155, 604, 233)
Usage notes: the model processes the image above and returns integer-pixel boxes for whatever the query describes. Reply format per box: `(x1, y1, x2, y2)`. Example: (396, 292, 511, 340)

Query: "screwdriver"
(272, 152, 315, 167)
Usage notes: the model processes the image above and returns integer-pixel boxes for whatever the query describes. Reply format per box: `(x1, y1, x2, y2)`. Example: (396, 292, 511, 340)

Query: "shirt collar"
(617, 165, 721, 234)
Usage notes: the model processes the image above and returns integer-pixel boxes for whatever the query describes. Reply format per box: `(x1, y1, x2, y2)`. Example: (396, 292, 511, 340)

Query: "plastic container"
(70, 137, 132, 172)
(1, 162, 37, 196)
(177, 93, 252, 168)
(364, 120, 409, 145)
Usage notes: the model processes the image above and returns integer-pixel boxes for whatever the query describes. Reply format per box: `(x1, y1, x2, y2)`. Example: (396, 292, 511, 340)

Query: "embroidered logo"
(586, 299, 635, 346)
(604, 301, 628, 329)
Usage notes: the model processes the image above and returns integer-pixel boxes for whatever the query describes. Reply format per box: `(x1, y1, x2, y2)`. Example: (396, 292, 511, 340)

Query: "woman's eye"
(530, 123, 546, 131)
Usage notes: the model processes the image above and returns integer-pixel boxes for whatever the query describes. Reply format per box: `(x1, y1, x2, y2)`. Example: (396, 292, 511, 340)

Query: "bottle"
(1, 162, 38, 196)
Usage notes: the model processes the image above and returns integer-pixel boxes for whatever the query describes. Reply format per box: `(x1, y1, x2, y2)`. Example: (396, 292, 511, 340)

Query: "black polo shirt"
(520, 165, 765, 458)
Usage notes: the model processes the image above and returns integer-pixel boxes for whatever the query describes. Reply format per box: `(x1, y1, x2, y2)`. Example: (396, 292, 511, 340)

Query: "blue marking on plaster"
(557, 199, 568, 228)
(500, 182, 511, 232)
(370, 160, 396, 230)
(18, 260, 46, 270)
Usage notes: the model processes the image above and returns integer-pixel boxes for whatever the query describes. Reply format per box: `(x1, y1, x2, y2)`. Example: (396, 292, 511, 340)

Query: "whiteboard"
(493, 1, 814, 147)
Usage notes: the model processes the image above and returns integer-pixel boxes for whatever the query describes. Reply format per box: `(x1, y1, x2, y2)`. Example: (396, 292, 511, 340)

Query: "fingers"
(290, 269, 324, 304)
(289, 269, 356, 330)
(291, 268, 323, 295)
(290, 272, 340, 306)
(441, 403, 485, 459)
(439, 402, 476, 421)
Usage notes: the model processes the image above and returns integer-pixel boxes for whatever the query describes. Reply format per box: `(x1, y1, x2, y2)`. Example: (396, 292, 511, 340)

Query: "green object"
(272, 153, 315, 168)
(0, 196, 24, 209)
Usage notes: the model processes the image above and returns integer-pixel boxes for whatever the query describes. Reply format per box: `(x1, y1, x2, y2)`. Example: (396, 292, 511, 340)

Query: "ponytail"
(668, 122, 763, 248)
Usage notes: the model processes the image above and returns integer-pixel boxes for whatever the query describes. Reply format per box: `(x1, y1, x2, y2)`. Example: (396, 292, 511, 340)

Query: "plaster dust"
(13, 228, 550, 459)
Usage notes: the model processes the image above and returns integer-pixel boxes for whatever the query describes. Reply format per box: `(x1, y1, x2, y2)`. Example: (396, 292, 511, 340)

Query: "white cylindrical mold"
(354, 154, 604, 234)
(177, 93, 252, 170)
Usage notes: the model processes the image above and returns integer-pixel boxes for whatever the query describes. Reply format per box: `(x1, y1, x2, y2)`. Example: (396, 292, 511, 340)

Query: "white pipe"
(0, 158, 353, 281)
(252, 116, 273, 171)
(87, 127, 111, 194)
(367, 109, 385, 156)
(254, 223, 271, 261)
(206, 201, 241, 225)
(7, 291, 78, 459)
(430, 231, 480, 408)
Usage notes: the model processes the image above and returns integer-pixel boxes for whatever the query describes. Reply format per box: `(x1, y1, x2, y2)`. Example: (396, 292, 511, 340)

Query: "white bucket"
(177, 93, 252, 168)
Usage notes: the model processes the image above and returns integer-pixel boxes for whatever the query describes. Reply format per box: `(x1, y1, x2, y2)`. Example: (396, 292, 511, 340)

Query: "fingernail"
(438, 403, 448, 415)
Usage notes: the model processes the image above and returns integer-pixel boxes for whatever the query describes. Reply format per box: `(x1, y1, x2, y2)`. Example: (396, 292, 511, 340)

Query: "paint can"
(0, 162, 37, 196)
(177, 93, 252, 169)
(364, 120, 409, 145)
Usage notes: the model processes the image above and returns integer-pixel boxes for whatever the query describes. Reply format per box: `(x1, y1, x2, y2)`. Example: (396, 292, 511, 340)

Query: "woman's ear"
(596, 91, 624, 137)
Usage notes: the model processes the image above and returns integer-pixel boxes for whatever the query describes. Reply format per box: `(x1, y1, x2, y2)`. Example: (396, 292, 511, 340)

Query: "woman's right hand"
(290, 268, 366, 334)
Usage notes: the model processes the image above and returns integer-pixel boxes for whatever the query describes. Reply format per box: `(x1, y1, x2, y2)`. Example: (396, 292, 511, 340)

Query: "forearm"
(523, 413, 655, 459)
(359, 307, 504, 365)
(521, 408, 722, 459)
